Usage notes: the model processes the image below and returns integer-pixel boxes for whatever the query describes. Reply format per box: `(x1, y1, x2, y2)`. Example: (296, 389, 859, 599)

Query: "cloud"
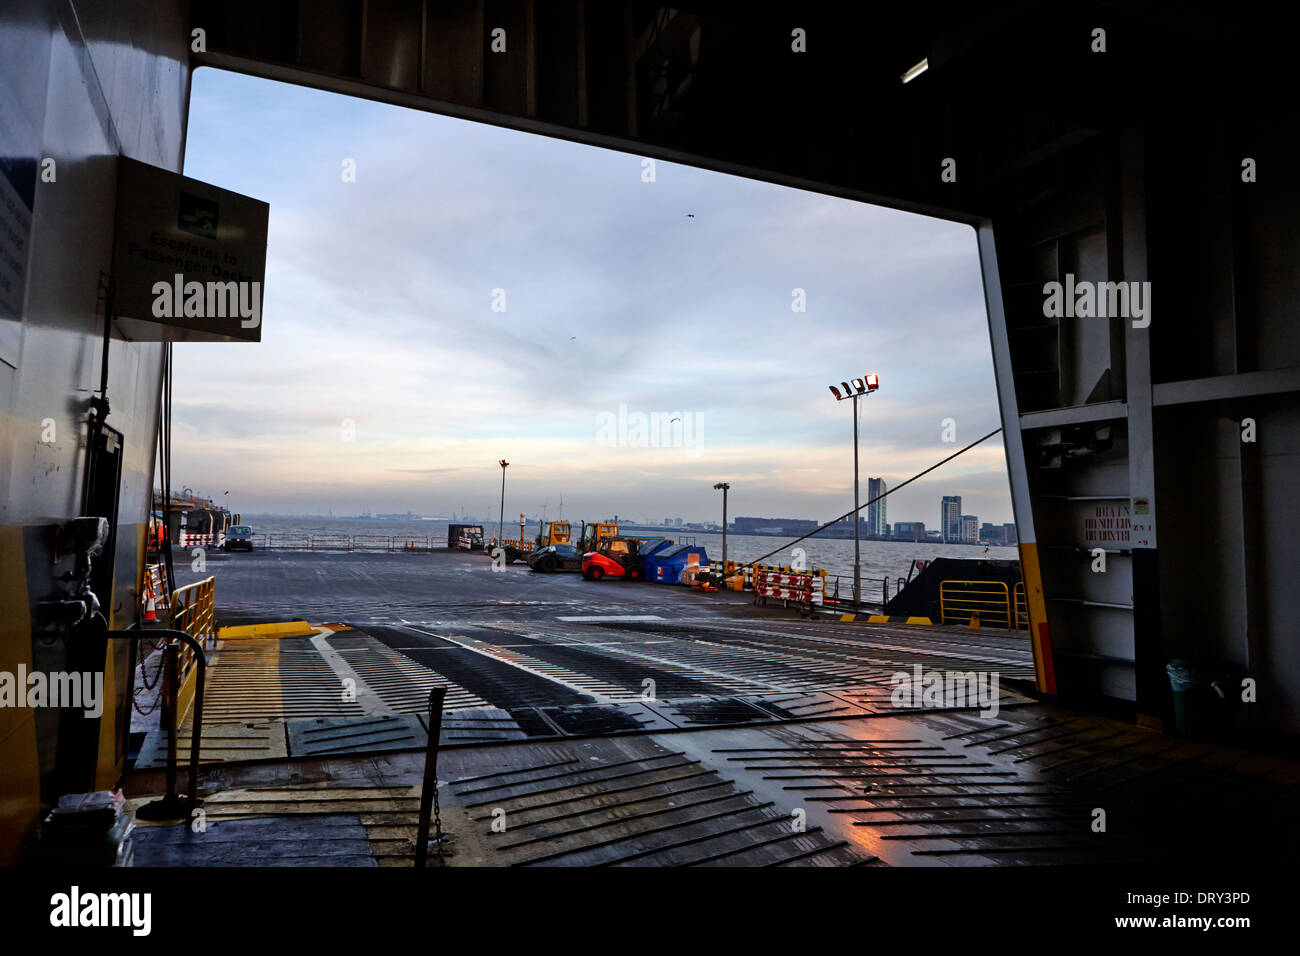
(171, 69, 1014, 526)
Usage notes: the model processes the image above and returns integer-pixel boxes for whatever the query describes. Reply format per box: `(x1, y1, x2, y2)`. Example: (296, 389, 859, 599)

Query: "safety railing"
(169, 576, 214, 732)
(170, 576, 215, 646)
(938, 579, 1012, 628)
(144, 562, 172, 612)
(395, 537, 433, 551)
(250, 533, 437, 551)
(114, 627, 208, 821)
(1013, 581, 1028, 630)
(818, 573, 887, 609)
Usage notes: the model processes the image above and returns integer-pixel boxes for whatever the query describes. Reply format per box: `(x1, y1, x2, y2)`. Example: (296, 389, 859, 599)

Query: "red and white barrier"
(754, 569, 824, 607)
(179, 532, 224, 547)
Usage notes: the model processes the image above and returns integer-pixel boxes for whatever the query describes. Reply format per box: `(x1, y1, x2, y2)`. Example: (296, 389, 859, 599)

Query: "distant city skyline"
(232, 488, 997, 533)
(234, 497, 1019, 546)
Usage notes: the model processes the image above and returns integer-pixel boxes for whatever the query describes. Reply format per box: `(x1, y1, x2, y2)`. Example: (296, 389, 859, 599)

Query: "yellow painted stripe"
(839, 613, 856, 622)
(218, 621, 314, 640)
(1017, 541, 1056, 694)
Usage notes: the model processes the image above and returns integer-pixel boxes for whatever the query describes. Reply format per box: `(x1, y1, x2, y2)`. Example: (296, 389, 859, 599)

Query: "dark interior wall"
(0, 0, 191, 858)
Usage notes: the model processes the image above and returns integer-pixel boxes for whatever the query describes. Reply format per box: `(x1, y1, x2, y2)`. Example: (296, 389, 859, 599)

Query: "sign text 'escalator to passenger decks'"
(110, 157, 268, 343)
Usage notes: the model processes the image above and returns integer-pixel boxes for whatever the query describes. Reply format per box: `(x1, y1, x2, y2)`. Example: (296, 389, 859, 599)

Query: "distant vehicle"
(535, 521, 572, 548)
(576, 521, 619, 551)
(582, 536, 671, 581)
(225, 525, 254, 551)
(448, 523, 485, 551)
(528, 543, 583, 573)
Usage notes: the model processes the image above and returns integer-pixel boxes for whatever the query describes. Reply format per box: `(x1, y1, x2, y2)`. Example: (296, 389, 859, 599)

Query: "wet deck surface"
(131, 550, 1300, 866)
(178, 549, 1033, 710)
(129, 707, 1300, 867)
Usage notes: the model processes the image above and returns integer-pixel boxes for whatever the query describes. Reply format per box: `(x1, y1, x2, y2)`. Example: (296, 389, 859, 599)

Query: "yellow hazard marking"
(218, 621, 315, 640)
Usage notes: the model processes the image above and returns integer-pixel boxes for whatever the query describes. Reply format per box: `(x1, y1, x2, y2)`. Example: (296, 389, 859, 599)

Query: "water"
(241, 515, 1018, 589)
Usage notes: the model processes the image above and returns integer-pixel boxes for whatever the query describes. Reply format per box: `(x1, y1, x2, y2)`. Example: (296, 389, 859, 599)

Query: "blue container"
(645, 544, 709, 584)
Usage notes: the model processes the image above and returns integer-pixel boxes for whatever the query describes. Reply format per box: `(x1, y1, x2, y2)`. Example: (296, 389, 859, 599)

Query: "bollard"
(414, 686, 448, 867)
(162, 643, 178, 802)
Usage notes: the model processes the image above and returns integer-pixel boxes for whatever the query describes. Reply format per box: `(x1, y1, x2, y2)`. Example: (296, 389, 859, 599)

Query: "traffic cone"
(142, 587, 158, 623)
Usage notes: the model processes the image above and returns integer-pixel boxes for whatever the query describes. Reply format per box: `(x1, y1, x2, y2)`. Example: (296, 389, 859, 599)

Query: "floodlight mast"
(826, 374, 881, 605)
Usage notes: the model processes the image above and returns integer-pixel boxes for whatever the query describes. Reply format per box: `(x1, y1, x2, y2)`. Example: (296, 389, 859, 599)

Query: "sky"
(174, 68, 1013, 528)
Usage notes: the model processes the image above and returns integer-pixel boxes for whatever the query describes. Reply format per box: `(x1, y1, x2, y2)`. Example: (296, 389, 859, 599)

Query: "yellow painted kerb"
(218, 621, 315, 640)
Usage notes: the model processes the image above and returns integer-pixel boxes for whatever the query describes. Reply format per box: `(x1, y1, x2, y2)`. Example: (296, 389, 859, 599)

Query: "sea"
(242, 514, 1019, 597)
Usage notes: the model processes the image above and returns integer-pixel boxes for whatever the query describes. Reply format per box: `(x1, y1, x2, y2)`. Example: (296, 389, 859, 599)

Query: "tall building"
(1003, 522, 1018, 545)
(894, 521, 925, 542)
(961, 515, 978, 543)
(734, 516, 819, 535)
(866, 477, 887, 537)
(940, 496, 962, 542)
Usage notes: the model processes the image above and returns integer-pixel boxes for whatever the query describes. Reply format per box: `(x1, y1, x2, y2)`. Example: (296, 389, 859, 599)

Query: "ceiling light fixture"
(901, 58, 929, 84)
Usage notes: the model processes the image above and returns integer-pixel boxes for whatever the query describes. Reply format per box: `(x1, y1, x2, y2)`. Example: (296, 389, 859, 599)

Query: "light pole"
(497, 459, 509, 546)
(828, 374, 880, 605)
(713, 482, 730, 572)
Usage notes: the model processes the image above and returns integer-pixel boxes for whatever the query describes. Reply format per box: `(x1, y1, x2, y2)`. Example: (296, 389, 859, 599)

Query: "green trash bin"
(1166, 658, 1243, 737)
(1165, 658, 1198, 735)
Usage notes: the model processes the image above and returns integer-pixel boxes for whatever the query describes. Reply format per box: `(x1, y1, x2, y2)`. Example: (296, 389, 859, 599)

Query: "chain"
(130, 637, 168, 716)
(431, 773, 446, 864)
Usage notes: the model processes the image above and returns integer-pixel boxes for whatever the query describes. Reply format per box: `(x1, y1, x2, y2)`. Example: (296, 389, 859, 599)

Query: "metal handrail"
(110, 627, 206, 816)
(170, 576, 215, 646)
(939, 579, 1012, 627)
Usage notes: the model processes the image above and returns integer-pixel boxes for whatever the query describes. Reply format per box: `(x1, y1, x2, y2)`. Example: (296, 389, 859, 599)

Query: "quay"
(117, 548, 1300, 867)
